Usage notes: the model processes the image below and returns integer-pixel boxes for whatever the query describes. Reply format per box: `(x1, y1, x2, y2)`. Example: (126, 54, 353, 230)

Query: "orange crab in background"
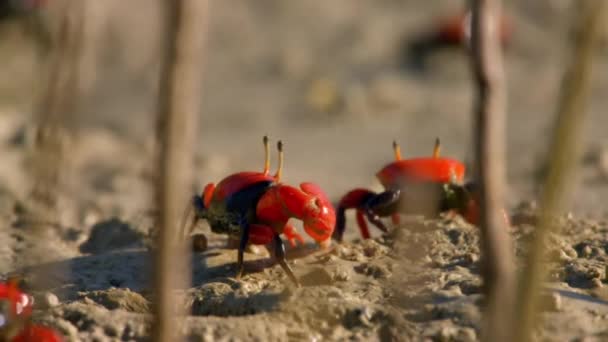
(186, 136, 335, 286)
(334, 139, 487, 242)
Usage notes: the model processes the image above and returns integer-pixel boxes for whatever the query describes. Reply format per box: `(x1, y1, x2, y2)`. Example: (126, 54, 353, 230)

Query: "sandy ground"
(1, 0, 608, 341)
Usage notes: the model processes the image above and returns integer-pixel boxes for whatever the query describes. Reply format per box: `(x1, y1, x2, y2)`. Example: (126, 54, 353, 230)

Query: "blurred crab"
(405, 10, 512, 70)
(432, 10, 512, 48)
(0, 280, 63, 342)
(184, 136, 335, 285)
(334, 139, 484, 242)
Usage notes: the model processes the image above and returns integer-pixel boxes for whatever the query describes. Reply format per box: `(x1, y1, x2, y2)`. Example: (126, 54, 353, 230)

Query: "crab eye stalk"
(433, 138, 441, 158)
(274, 140, 284, 181)
(393, 140, 402, 161)
(263, 135, 270, 175)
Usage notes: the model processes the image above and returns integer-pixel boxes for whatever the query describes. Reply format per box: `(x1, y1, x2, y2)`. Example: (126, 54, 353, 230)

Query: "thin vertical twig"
(469, 1, 516, 341)
(27, 0, 84, 225)
(514, 2, 607, 341)
(15, 1, 84, 299)
(153, 0, 208, 341)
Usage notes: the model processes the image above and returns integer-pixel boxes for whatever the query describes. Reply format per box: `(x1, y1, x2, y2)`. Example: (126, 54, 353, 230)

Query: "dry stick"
(153, 0, 208, 341)
(469, 1, 516, 341)
(17, 1, 85, 304)
(514, 2, 607, 341)
(28, 0, 84, 224)
(5, 3, 85, 340)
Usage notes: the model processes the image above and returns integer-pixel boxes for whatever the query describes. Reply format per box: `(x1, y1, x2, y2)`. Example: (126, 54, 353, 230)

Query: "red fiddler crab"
(334, 139, 488, 242)
(184, 136, 335, 286)
(0, 280, 63, 342)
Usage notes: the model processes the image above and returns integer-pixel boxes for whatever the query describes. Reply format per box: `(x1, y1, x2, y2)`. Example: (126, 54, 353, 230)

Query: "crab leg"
(334, 188, 376, 242)
(355, 210, 371, 239)
(364, 208, 388, 233)
(235, 221, 250, 280)
(273, 234, 299, 286)
(362, 189, 399, 233)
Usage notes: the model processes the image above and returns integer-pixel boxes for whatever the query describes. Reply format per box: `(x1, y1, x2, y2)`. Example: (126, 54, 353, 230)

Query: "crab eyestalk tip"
(433, 138, 441, 158)
(393, 140, 402, 161)
(263, 135, 270, 174)
(274, 140, 284, 181)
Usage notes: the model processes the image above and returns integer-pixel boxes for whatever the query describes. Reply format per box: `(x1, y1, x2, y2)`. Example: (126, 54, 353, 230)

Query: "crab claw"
(458, 182, 510, 227)
(283, 224, 305, 247)
(299, 182, 336, 246)
(267, 183, 335, 247)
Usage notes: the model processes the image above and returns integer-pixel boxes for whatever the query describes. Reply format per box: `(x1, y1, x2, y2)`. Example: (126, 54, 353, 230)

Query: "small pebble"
(465, 253, 479, 264)
(581, 245, 593, 258)
(43, 292, 59, 308)
(332, 269, 350, 282)
(538, 292, 562, 312)
(549, 293, 562, 311)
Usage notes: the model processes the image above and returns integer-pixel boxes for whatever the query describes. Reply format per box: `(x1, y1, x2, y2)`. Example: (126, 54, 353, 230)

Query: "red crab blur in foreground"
(186, 137, 335, 286)
(334, 139, 485, 242)
(0, 281, 63, 342)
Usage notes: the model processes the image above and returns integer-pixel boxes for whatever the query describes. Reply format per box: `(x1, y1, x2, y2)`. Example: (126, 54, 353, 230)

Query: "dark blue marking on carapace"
(206, 180, 275, 236)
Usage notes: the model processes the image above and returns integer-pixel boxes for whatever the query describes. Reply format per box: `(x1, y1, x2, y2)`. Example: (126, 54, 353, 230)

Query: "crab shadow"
(15, 248, 275, 295)
(15, 241, 321, 316)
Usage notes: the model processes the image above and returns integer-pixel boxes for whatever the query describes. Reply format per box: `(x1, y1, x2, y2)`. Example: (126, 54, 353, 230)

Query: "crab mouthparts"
(305, 221, 332, 241)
